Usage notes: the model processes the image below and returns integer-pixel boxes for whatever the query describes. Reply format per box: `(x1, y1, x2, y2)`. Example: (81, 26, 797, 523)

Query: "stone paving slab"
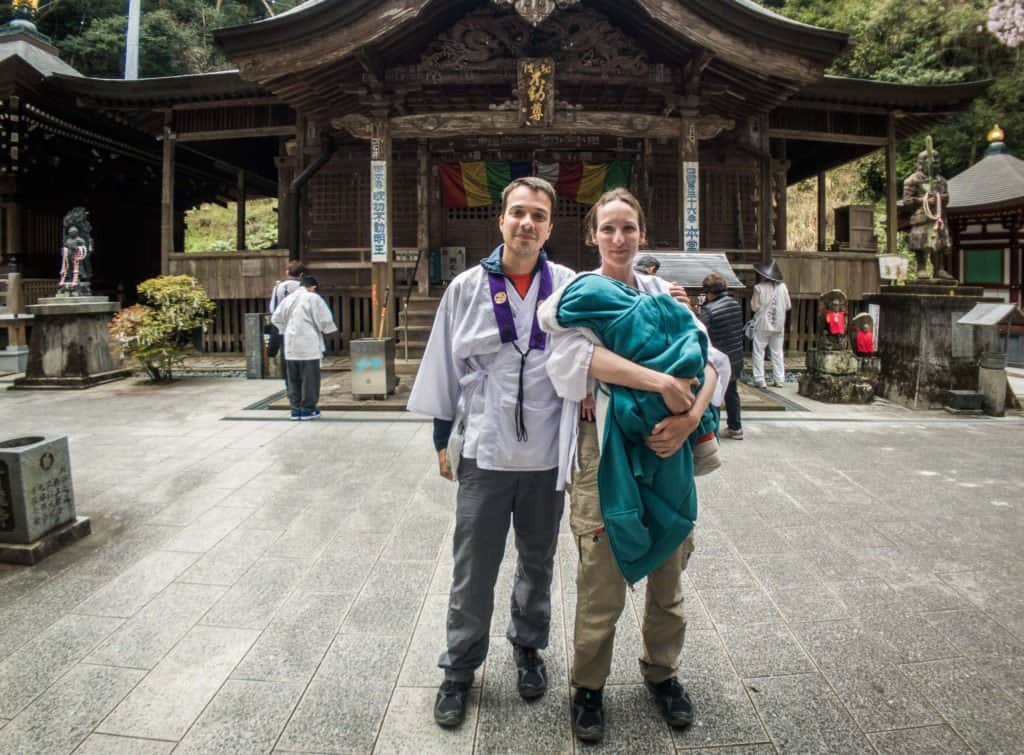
(0, 376, 1023, 753)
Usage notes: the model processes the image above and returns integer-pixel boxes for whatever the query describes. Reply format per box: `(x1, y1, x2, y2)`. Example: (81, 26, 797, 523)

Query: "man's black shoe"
(512, 644, 547, 699)
(434, 680, 470, 727)
(572, 687, 605, 742)
(646, 677, 694, 728)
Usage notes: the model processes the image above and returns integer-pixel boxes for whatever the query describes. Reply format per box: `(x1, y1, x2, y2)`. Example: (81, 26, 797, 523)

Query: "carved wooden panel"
(412, 5, 650, 83)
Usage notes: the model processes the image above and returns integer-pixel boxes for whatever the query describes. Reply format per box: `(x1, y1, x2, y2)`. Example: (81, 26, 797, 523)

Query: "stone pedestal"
(12, 296, 131, 389)
(0, 312, 33, 373)
(865, 284, 1001, 409)
(0, 435, 90, 565)
(799, 348, 875, 404)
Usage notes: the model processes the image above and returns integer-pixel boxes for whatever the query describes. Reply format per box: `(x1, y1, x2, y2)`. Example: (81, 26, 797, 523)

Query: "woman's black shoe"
(645, 677, 694, 728)
(572, 687, 605, 742)
(434, 680, 470, 727)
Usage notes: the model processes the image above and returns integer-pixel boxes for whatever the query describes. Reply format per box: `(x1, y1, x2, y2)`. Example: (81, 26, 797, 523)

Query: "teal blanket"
(557, 274, 715, 583)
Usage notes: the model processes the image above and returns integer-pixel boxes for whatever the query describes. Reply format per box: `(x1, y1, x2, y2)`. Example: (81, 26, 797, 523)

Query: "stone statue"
(902, 138, 954, 281)
(818, 289, 849, 351)
(851, 312, 876, 356)
(57, 207, 93, 296)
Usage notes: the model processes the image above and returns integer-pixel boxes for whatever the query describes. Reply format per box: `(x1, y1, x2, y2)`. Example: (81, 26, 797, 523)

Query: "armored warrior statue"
(902, 137, 954, 281)
(57, 207, 93, 296)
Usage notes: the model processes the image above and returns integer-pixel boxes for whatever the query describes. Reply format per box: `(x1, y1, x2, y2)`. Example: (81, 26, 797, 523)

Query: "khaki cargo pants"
(568, 420, 695, 691)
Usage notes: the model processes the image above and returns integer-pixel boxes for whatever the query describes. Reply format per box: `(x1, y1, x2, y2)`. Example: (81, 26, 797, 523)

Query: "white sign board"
(878, 254, 908, 282)
(683, 161, 699, 252)
(370, 160, 388, 263)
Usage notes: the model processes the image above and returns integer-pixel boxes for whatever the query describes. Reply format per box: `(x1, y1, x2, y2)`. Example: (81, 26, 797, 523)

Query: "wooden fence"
(168, 250, 289, 300)
(201, 289, 374, 354)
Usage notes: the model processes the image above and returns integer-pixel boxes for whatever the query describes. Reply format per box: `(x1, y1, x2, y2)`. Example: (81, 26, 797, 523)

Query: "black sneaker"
(572, 687, 605, 742)
(434, 680, 470, 727)
(512, 644, 547, 700)
(646, 678, 694, 728)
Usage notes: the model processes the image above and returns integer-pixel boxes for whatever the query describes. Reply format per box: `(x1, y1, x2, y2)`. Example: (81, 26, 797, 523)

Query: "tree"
(109, 275, 215, 381)
(988, 1, 1024, 48)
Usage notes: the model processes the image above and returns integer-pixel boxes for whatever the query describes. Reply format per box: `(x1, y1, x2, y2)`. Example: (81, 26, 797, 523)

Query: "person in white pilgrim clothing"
(749, 259, 791, 388)
(270, 275, 337, 420)
(408, 177, 704, 729)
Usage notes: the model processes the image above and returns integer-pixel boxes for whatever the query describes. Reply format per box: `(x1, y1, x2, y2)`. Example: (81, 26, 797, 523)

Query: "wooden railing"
(201, 288, 375, 354)
(773, 250, 880, 300)
(168, 249, 290, 300)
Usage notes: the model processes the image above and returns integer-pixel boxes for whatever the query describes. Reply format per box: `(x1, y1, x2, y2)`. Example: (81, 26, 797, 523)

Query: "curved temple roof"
(213, 0, 849, 82)
(948, 144, 1024, 214)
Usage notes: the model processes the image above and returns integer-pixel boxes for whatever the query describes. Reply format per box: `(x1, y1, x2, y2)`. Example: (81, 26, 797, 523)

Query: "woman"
(539, 189, 727, 742)
(750, 259, 791, 388)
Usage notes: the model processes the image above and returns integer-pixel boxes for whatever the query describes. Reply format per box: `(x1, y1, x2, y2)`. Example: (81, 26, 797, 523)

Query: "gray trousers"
(285, 358, 321, 413)
(439, 457, 565, 682)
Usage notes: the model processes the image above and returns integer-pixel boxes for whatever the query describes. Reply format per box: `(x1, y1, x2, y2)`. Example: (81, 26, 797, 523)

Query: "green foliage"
(109, 275, 215, 381)
(38, 0, 266, 77)
(768, 0, 1024, 180)
(184, 198, 279, 252)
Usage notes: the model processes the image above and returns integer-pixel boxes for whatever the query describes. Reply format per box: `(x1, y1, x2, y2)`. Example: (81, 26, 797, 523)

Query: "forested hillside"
(765, 0, 1022, 182)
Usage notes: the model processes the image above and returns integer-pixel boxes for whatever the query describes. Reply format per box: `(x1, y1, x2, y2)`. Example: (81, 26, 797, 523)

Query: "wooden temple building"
(0, 0, 991, 355)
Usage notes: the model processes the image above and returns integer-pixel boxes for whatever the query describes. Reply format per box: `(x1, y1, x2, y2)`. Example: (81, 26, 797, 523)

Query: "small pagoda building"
(948, 126, 1024, 307)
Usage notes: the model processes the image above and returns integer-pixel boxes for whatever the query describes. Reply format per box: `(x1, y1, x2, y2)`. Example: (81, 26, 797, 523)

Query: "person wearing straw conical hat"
(750, 259, 791, 388)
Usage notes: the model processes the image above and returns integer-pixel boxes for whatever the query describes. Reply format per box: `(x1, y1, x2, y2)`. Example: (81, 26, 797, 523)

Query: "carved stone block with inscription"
(0, 435, 76, 545)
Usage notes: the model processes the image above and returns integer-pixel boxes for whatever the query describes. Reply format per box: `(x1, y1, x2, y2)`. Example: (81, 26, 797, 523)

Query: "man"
(634, 253, 661, 276)
(408, 177, 578, 727)
(270, 275, 336, 420)
(268, 260, 307, 383)
(699, 272, 745, 439)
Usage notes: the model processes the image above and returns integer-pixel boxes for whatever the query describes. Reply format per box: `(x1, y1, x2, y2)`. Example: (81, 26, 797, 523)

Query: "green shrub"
(109, 275, 215, 382)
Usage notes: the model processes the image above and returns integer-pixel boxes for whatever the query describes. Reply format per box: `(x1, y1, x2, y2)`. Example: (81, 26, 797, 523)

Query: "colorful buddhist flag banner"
(439, 161, 632, 208)
(536, 161, 632, 205)
(439, 161, 532, 208)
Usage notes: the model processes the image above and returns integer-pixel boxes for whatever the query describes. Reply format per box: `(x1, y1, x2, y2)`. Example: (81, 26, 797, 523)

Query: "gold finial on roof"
(988, 124, 1005, 143)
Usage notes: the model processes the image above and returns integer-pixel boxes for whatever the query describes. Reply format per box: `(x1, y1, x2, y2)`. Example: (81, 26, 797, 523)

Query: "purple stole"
(486, 262, 553, 442)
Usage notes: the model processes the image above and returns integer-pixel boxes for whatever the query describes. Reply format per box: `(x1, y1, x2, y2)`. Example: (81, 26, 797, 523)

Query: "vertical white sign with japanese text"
(683, 161, 699, 252)
(370, 159, 388, 263)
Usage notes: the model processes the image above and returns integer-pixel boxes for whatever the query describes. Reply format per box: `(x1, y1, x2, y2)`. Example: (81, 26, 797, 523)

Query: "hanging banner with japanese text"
(370, 159, 388, 263)
(683, 161, 699, 251)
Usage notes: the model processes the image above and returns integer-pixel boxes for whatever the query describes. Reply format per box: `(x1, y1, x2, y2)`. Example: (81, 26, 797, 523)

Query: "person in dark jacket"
(698, 273, 744, 439)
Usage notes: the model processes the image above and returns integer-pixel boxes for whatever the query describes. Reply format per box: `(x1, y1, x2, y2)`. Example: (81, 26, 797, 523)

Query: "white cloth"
(270, 287, 337, 360)
(269, 278, 301, 313)
(538, 270, 731, 490)
(407, 260, 578, 473)
(752, 330, 785, 385)
(751, 281, 791, 333)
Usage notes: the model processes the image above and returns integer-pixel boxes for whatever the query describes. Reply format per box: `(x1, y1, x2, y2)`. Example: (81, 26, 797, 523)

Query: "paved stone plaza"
(1, 375, 1023, 754)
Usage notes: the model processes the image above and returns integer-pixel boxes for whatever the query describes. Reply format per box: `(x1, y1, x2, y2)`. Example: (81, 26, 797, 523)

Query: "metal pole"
(125, 0, 141, 80)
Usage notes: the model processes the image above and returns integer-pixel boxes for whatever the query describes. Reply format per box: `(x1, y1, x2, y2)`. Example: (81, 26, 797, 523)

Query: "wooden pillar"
(774, 153, 789, 252)
(416, 140, 430, 296)
(640, 138, 655, 240)
(160, 114, 175, 274)
(886, 112, 898, 256)
(758, 113, 772, 262)
(678, 109, 699, 251)
(370, 115, 394, 339)
(816, 171, 827, 252)
(236, 170, 246, 251)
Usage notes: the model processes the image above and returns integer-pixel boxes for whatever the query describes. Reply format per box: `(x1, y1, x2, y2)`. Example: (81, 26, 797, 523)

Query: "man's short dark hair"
(501, 177, 557, 214)
(287, 261, 307, 278)
(702, 272, 728, 294)
(301, 275, 318, 289)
